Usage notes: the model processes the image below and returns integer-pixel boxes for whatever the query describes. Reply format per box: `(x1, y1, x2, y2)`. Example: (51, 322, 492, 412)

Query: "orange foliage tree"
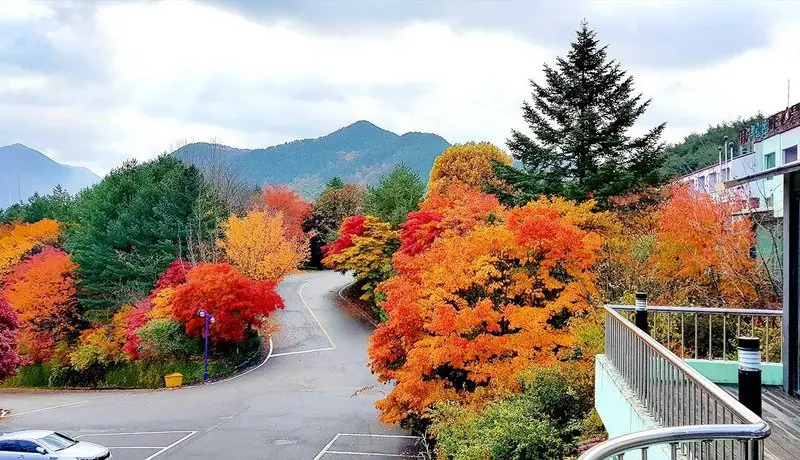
(427, 142, 512, 195)
(2, 247, 82, 362)
(323, 215, 400, 300)
(649, 185, 760, 308)
(368, 197, 604, 423)
(219, 210, 310, 281)
(171, 263, 284, 343)
(0, 219, 60, 276)
(395, 185, 504, 279)
(260, 185, 312, 241)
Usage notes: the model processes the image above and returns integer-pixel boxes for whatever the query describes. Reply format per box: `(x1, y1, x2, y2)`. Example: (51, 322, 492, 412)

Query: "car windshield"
(36, 433, 77, 452)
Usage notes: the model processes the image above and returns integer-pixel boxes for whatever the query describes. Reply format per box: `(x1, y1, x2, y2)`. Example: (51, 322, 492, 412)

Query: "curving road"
(0, 272, 422, 459)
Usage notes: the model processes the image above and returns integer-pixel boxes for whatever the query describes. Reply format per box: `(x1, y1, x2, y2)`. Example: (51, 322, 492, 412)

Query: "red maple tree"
(171, 263, 285, 343)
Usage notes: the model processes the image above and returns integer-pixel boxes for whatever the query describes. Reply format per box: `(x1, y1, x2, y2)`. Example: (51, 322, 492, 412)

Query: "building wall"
(679, 124, 800, 219)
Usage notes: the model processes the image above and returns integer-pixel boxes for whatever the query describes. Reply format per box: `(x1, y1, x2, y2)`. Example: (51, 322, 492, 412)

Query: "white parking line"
(270, 347, 335, 357)
(325, 452, 416, 458)
(3, 400, 89, 418)
(74, 430, 197, 460)
(145, 431, 196, 460)
(299, 278, 337, 349)
(314, 433, 424, 459)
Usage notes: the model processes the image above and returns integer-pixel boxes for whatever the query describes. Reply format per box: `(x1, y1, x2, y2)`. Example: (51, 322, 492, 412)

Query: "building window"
(785, 145, 798, 164)
(709, 172, 717, 187)
(697, 176, 705, 190)
(764, 152, 776, 169)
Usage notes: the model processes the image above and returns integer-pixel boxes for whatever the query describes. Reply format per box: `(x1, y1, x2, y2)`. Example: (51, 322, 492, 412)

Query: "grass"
(2, 360, 237, 389)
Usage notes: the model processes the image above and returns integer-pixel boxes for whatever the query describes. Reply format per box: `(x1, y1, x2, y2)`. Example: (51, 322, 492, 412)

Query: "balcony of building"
(582, 303, 800, 460)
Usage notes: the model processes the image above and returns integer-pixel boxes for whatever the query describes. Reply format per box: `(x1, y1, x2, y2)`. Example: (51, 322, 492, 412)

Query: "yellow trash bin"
(164, 372, 183, 388)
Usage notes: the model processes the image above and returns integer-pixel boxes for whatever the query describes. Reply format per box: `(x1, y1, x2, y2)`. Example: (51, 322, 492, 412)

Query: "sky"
(2, 0, 800, 175)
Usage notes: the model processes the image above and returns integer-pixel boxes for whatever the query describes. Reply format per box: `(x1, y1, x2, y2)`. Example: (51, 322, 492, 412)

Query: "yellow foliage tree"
(323, 215, 400, 301)
(219, 210, 310, 281)
(428, 142, 512, 194)
(0, 219, 60, 276)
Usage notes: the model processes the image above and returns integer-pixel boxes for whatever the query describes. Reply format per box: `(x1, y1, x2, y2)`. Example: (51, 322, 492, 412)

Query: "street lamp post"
(197, 308, 216, 383)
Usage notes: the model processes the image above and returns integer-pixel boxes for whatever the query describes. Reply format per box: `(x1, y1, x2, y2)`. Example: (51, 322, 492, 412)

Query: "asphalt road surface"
(0, 271, 425, 459)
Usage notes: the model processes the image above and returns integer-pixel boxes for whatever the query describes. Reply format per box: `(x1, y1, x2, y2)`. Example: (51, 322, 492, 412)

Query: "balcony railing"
(580, 306, 770, 460)
(611, 304, 782, 363)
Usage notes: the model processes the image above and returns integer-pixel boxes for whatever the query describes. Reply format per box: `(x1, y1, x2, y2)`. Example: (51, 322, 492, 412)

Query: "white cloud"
(0, 0, 54, 22)
(2, 0, 800, 176)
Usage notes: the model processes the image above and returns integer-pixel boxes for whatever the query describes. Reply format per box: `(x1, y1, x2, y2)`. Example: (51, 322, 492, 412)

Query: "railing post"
(738, 336, 762, 417)
(635, 292, 649, 334)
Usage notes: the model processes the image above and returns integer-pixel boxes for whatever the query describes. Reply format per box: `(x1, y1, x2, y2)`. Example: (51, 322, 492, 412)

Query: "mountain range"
(0, 143, 100, 209)
(172, 120, 451, 197)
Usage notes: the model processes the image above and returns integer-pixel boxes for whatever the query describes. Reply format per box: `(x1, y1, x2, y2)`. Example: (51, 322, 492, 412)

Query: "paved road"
(0, 272, 423, 459)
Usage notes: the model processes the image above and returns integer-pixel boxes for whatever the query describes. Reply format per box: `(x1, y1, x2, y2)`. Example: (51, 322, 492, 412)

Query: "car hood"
(58, 441, 109, 457)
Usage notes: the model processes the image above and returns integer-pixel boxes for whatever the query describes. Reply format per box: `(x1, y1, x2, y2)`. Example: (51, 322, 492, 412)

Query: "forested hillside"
(662, 115, 762, 177)
(173, 120, 450, 197)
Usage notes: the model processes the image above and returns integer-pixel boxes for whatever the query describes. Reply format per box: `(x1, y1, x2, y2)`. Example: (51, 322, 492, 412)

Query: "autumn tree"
(312, 183, 366, 242)
(0, 297, 21, 380)
(171, 263, 284, 343)
(0, 219, 60, 276)
(365, 165, 425, 227)
(323, 215, 400, 301)
(428, 142, 512, 195)
(368, 198, 604, 423)
(260, 185, 313, 241)
(494, 22, 666, 206)
(2, 247, 83, 362)
(649, 185, 761, 308)
(219, 210, 310, 281)
(396, 184, 503, 259)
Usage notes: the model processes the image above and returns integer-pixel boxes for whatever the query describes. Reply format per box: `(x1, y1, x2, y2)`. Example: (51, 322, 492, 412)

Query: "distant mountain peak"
(172, 121, 451, 198)
(0, 143, 100, 208)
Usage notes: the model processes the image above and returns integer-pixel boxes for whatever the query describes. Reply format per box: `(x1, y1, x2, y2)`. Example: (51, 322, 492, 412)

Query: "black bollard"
(738, 336, 762, 417)
(635, 292, 649, 334)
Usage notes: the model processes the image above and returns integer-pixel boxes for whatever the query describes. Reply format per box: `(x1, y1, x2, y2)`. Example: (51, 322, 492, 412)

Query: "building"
(582, 102, 800, 460)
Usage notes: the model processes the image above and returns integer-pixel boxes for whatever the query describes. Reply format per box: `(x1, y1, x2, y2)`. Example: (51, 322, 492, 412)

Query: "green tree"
(494, 21, 666, 206)
(66, 155, 224, 314)
(0, 185, 75, 224)
(326, 176, 345, 190)
(365, 165, 424, 227)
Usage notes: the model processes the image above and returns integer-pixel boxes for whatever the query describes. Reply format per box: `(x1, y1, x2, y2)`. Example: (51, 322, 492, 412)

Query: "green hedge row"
(1, 360, 236, 389)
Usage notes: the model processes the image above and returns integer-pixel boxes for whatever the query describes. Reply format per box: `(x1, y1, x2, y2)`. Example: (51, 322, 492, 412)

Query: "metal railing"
(611, 304, 783, 363)
(580, 306, 770, 460)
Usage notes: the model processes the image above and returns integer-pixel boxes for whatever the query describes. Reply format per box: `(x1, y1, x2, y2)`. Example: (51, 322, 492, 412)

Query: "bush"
(1, 360, 237, 389)
(136, 319, 202, 361)
(0, 363, 54, 387)
(430, 400, 567, 460)
(429, 365, 595, 460)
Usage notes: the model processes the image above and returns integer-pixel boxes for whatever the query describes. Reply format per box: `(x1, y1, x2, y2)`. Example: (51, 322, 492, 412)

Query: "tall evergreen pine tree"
(494, 22, 666, 206)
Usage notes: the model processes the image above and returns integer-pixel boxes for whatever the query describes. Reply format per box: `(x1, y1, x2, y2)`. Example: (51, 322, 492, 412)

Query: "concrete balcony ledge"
(595, 354, 670, 460)
(685, 359, 783, 386)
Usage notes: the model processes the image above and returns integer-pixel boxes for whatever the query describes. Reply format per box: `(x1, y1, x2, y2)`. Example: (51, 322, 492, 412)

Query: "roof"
(0, 430, 53, 441)
(724, 161, 800, 188)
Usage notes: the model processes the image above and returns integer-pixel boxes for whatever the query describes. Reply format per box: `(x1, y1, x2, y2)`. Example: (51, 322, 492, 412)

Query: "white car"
(0, 431, 111, 460)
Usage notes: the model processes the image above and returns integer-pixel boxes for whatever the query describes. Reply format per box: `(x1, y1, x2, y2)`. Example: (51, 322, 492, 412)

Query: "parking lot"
(73, 431, 196, 460)
(313, 434, 425, 459)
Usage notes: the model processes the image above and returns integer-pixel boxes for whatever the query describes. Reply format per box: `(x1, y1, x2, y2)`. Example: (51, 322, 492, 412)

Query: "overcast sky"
(2, 0, 800, 175)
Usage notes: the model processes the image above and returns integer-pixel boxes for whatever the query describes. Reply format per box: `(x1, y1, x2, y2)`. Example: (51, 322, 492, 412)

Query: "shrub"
(136, 319, 201, 360)
(429, 365, 595, 460)
(430, 400, 567, 460)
